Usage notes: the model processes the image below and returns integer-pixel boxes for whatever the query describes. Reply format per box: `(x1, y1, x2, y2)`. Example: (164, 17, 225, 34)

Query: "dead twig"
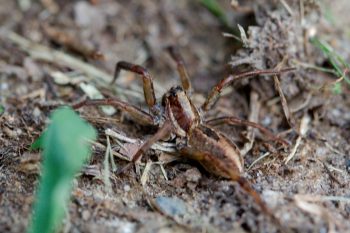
(2, 31, 144, 100)
(273, 75, 295, 128)
(317, 159, 344, 187)
(279, 0, 294, 16)
(274, 59, 296, 128)
(105, 128, 176, 153)
(247, 152, 271, 171)
(140, 160, 153, 186)
(42, 25, 104, 60)
(290, 93, 312, 113)
(294, 194, 347, 233)
(88, 139, 130, 161)
(295, 194, 350, 203)
(103, 135, 113, 193)
(240, 91, 260, 156)
(285, 114, 310, 164)
(5, 31, 110, 82)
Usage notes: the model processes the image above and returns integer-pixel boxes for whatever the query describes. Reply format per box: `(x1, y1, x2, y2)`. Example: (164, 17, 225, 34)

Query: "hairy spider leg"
(166, 46, 192, 94)
(206, 153, 287, 231)
(201, 67, 295, 111)
(206, 116, 289, 146)
(73, 99, 172, 174)
(72, 98, 155, 126)
(116, 121, 172, 175)
(112, 61, 161, 119)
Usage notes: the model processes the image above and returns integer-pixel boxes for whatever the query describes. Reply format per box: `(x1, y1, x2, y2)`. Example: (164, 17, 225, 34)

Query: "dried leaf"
(237, 24, 249, 47)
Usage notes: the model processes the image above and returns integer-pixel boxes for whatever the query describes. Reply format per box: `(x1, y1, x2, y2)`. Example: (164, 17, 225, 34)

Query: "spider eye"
(168, 86, 181, 97)
(172, 86, 184, 95)
(175, 86, 183, 91)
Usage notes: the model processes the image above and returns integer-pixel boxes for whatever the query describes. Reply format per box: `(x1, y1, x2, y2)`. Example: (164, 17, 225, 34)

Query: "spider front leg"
(206, 153, 285, 229)
(235, 176, 285, 230)
(117, 121, 172, 175)
(72, 98, 155, 126)
(73, 99, 172, 174)
(201, 67, 295, 111)
(166, 46, 192, 94)
(112, 61, 162, 121)
(206, 116, 289, 146)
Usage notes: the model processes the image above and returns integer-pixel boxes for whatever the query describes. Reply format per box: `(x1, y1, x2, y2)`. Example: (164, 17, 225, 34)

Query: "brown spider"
(73, 46, 294, 228)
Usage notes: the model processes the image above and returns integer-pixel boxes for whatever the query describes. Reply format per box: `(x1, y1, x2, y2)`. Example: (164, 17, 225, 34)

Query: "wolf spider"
(73, 46, 294, 227)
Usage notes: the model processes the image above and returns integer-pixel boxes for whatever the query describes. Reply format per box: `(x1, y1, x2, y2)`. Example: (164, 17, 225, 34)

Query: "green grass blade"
(199, 0, 239, 36)
(200, 0, 229, 25)
(310, 37, 350, 92)
(310, 37, 343, 76)
(0, 105, 4, 116)
(28, 107, 96, 233)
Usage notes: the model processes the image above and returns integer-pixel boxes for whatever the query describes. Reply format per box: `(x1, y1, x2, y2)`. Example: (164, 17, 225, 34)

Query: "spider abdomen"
(179, 125, 244, 178)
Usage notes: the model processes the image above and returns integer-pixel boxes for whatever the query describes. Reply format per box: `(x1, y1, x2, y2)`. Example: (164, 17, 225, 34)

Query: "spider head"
(163, 86, 201, 136)
(168, 86, 184, 97)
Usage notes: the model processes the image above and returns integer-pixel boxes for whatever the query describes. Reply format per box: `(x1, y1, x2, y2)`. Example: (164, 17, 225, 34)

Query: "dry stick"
(5, 32, 111, 82)
(273, 58, 296, 129)
(324, 141, 344, 157)
(273, 75, 295, 128)
(285, 114, 310, 164)
(294, 194, 350, 203)
(241, 91, 260, 156)
(42, 24, 104, 60)
(317, 159, 344, 187)
(294, 195, 340, 233)
(3, 31, 144, 100)
(247, 152, 271, 170)
(290, 93, 312, 113)
(103, 135, 113, 193)
(105, 129, 176, 153)
(279, 0, 294, 16)
(140, 160, 153, 186)
(87, 139, 130, 161)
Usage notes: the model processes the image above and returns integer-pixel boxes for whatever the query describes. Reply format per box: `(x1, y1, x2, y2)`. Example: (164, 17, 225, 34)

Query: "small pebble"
(154, 196, 187, 217)
(123, 184, 131, 192)
(82, 210, 91, 221)
(32, 107, 41, 118)
(185, 168, 202, 183)
(346, 159, 350, 173)
(261, 115, 272, 126)
(0, 83, 8, 91)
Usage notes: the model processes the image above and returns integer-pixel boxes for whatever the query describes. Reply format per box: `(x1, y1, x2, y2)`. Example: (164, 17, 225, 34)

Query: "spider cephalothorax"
(164, 86, 201, 137)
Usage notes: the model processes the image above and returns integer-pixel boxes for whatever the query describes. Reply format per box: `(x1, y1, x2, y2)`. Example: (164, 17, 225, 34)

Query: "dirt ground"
(1, 1, 350, 233)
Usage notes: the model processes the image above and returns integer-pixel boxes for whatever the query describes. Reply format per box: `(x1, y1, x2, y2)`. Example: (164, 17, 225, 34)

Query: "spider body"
(73, 46, 294, 228)
(163, 85, 244, 177)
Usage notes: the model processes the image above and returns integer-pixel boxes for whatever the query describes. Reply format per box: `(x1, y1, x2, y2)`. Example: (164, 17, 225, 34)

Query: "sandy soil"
(0, 1, 349, 233)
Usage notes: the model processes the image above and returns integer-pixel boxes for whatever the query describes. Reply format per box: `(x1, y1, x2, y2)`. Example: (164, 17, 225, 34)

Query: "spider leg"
(117, 121, 172, 174)
(235, 176, 285, 230)
(206, 116, 289, 146)
(111, 61, 161, 119)
(72, 98, 155, 126)
(207, 156, 285, 230)
(166, 46, 192, 94)
(201, 67, 295, 112)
